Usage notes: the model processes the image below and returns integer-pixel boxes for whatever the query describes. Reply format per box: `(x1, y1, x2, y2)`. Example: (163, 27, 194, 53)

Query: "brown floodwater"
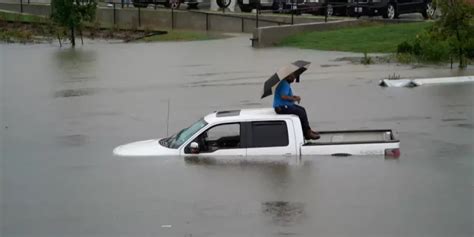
(1, 36, 473, 237)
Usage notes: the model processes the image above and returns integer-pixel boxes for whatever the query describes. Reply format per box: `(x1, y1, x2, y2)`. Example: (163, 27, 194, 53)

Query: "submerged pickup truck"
(114, 108, 400, 158)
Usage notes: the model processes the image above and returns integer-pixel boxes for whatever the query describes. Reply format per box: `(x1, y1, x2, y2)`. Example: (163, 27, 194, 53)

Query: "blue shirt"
(273, 80, 294, 108)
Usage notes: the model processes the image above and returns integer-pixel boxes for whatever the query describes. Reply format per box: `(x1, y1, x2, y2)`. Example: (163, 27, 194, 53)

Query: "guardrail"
(103, 0, 339, 31)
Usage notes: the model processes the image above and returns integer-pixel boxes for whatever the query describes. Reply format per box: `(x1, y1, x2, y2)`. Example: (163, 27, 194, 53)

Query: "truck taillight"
(385, 148, 400, 159)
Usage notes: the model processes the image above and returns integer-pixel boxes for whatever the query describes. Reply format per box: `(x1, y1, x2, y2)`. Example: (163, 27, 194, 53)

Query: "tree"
(51, 0, 97, 47)
(432, 0, 474, 68)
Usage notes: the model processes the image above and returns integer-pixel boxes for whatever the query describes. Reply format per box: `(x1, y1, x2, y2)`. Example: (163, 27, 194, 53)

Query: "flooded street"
(1, 36, 473, 237)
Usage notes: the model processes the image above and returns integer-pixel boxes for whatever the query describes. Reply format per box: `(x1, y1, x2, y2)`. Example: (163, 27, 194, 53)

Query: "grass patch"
(0, 10, 225, 44)
(0, 10, 48, 23)
(279, 22, 434, 53)
(140, 30, 223, 42)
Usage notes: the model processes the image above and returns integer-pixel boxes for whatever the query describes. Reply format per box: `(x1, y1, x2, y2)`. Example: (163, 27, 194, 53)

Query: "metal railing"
(12, 0, 342, 30)
(105, 0, 311, 31)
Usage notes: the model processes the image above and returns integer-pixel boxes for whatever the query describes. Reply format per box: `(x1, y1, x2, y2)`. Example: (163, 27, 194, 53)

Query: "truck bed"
(305, 130, 395, 145)
(301, 130, 400, 156)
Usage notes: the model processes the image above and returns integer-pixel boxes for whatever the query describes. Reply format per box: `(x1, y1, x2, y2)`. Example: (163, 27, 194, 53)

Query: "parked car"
(235, 0, 312, 13)
(237, 0, 279, 12)
(235, 0, 323, 15)
(133, 0, 201, 9)
(347, 0, 435, 19)
(290, 0, 325, 14)
(114, 108, 400, 157)
(272, 0, 348, 16)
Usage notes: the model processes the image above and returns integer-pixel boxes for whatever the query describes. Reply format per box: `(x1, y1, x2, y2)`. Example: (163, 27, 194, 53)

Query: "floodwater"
(1, 36, 473, 237)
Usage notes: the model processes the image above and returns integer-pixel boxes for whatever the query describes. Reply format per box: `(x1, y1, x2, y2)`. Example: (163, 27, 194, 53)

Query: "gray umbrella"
(261, 60, 311, 99)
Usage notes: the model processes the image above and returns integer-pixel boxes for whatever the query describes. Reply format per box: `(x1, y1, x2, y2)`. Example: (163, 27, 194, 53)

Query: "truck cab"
(181, 109, 303, 156)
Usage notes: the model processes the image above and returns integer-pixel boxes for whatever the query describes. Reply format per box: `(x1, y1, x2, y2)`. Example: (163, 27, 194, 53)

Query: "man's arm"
(281, 95, 301, 104)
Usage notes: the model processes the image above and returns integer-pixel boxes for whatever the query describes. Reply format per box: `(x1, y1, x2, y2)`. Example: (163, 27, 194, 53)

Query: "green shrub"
(412, 41, 422, 56)
(412, 31, 451, 62)
(420, 39, 450, 62)
(394, 30, 452, 63)
(397, 41, 413, 54)
(396, 53, 416, 64)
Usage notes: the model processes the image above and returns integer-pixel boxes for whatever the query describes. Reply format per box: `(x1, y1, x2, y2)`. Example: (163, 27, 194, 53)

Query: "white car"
(114, 108, 400, 158)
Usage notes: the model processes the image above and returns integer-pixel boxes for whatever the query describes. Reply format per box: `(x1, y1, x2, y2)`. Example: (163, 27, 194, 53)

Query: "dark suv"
(305, 0, 351, 16)
(347, 0, 435, 19)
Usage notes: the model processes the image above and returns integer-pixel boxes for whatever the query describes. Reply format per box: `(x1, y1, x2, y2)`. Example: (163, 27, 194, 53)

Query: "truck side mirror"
(190, 142, 200, 154)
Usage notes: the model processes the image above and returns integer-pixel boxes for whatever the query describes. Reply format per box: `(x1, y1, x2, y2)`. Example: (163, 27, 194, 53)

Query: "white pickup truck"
(114, 108, 400, 158)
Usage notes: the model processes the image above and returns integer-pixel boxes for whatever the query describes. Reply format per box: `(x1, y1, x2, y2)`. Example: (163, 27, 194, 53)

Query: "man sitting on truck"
(273, 73, 320, 140)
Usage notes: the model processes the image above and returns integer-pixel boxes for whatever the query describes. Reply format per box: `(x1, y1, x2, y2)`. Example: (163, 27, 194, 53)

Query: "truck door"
(246, 120, 297, 156)
(182, 122, 246, 157)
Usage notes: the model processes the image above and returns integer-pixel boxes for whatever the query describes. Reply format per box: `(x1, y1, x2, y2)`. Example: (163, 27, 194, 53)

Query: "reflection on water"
(189, 71, 254, 77)
(54, 88, 97, 98)
(184, 156, 294, 166)
(320, 64, 340, 68)
(262, 201, 305, 226)
(53, 48, 98, 84)
(441, 118, 467, 122)
(57, 134, 88, 146)
(456, 123, 474, 129)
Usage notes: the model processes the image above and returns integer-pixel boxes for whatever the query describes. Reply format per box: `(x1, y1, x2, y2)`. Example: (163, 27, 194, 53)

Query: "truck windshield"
(161, 119, 208, 149)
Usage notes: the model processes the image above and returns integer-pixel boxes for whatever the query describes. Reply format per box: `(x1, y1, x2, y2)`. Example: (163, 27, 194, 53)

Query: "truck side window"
(188, 123, 241, 153)
(250, 121, 289, 147)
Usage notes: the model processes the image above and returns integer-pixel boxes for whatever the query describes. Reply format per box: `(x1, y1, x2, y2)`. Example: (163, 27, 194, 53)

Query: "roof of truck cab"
(203, 108, 298, 124)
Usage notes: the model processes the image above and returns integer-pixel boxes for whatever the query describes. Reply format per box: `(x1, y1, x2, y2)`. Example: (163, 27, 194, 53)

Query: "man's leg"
(294, 105, 319, 133)
(277, 106, 314, 137)
(293, 105, 310, 131)
(293, 105, 320, 139)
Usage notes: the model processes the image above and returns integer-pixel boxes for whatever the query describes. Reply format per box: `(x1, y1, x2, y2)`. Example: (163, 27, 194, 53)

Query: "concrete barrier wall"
(0, 2, 49, 15)
(115, 8, 140, 28)
(209, 14, 242, 32)
(0, 0, 49, 3)
(252, 19, 365, 47)
(175, 10, 207, 31)
(23, 3, 49, 15)
(141, 9, 172, 29)
(96, 8, 113, 27)
(0, 2, 19, 11)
